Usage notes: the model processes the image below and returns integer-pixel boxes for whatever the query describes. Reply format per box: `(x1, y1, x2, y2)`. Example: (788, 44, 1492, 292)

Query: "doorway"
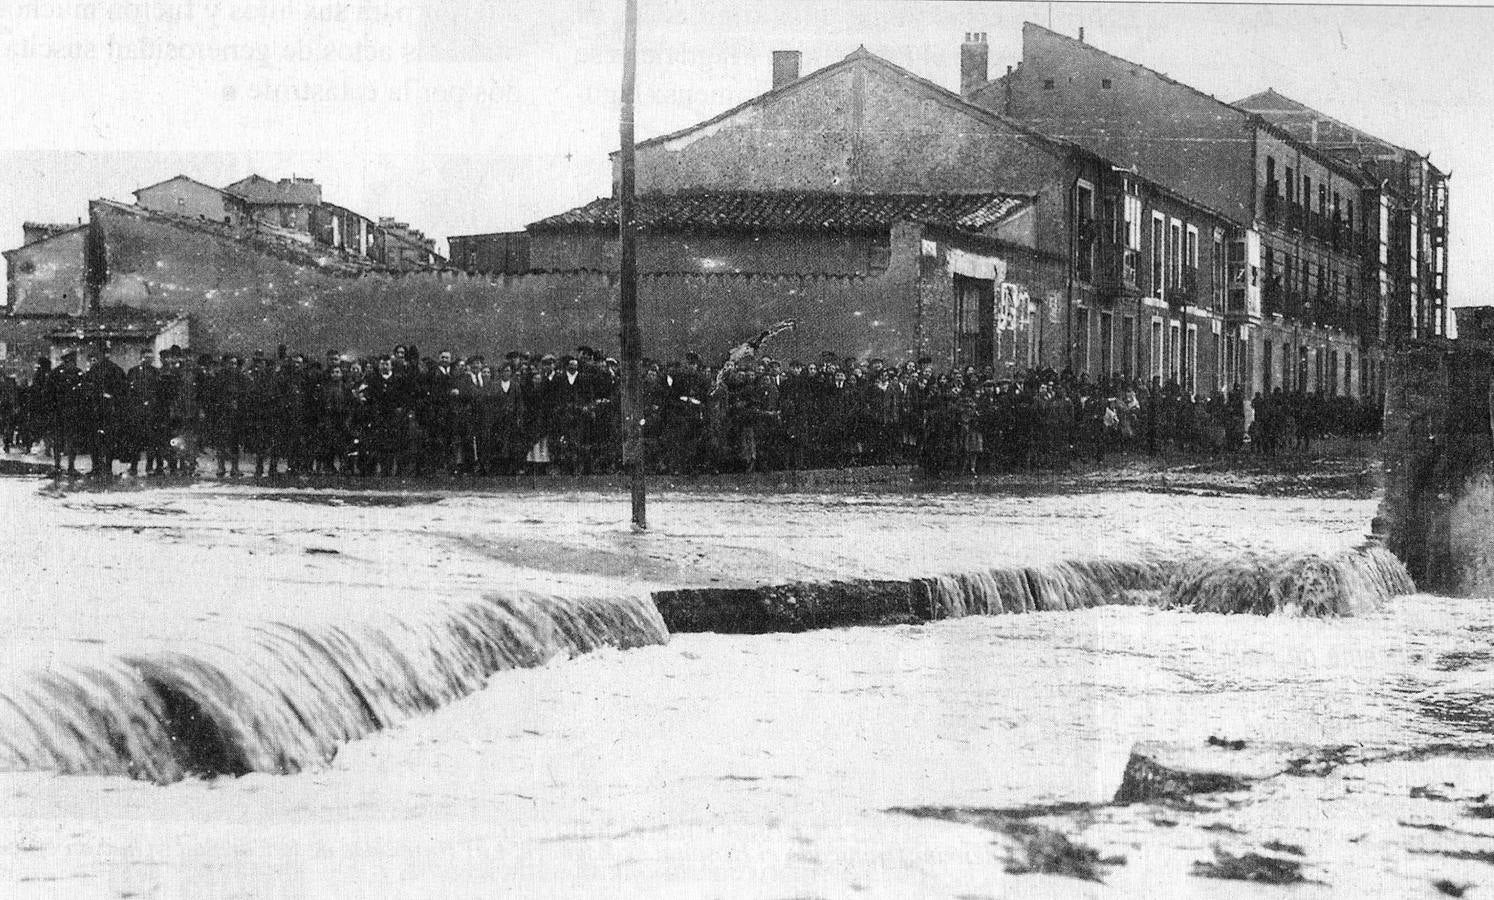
(954, 275, 995, 369)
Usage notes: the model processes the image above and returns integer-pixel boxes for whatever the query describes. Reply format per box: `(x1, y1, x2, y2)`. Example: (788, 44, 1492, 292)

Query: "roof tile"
(527, 191, 1029, 234)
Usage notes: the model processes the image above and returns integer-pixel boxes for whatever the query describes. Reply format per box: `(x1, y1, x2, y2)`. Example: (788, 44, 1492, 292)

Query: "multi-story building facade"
(966, 23, 1445, 402)
(1234, 89, 1450, 342)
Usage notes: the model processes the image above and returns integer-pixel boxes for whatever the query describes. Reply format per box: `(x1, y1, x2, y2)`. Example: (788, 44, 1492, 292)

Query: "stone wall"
(4, 226, 92, 315)
(80, 196, 937, 361)
(1377, 331, 1494, 594)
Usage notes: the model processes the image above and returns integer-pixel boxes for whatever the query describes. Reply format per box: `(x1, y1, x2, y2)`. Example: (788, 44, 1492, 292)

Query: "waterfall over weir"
(654, 544, 1414, 632)
(0, 590, 667, 784)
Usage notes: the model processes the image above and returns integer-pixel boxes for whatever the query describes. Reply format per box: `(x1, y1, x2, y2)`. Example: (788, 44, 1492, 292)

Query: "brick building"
(375, 218, 441, 269)
(966, 22, 1449, 401)
(133, 175, 251, 227)
(225, 174, 323, 233)
(447, 231, 530, 275)
(1234, 88, 1450, 343)
(509, 44, 1246, 387)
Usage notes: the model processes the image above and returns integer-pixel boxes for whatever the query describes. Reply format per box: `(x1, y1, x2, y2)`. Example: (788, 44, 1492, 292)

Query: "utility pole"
(618, 0, 646, 531)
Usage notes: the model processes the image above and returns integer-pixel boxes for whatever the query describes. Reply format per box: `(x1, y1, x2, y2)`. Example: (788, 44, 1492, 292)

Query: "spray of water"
(913, 557, 1167, 619)
(0, 590, 667, 784)
(1162, 542, 1414, 616)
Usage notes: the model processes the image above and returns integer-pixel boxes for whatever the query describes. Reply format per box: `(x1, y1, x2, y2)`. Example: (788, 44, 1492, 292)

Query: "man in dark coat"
(51, 351, 87, 476)
(661, 352, 706, 475)
(454, 356, 486, 474)
(426, 349, 461, 474)
(487, 363, 525, 475)
(81, 346, 128, 481)
(208, 355, 247, 477)
(125, 349, 165, 477)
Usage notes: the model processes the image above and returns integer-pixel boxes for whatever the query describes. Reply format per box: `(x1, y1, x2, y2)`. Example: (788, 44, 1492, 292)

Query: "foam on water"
(0, 590, 667, 783)
(1163, 542, 1414, 616)
(916, 556, 1167, 618)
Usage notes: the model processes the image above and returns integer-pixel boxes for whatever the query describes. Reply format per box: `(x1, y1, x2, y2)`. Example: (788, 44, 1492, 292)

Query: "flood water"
(0, 477, 1482, 897)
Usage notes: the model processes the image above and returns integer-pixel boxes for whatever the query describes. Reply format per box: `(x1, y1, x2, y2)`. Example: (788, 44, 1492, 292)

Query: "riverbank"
(5, 435, 1382, 500)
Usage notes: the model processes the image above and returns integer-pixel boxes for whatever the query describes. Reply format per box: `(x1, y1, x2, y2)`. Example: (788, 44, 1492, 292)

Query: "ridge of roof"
(630, 45, 1075, 160)
(133, 174, 248, 202)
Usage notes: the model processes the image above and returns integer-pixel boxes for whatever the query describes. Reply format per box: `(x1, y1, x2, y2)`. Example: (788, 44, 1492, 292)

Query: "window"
(1213, 230, 1226, 310)
(1168, 218, 1182, 293)
(1123, 193, 1142, 285)
(1219, 327, 1230, 391)
(1344, 352, 1354, 396)
(1185, 324, 1198, 394)
(1150, 212, 1165, 296)
(1266, 156, 1276, 192)
(1303, 175, 1311, 210)
(1124, 195, 1142, 250)
(1043, 78, 1055, 89)
(1099, 311, 1113, 377)
(1101, 78, 1112, 89)
(1168, 321, 1182, 383)
(1285, 167, 1295, 203)
(1076, 307, 1091, 374)
(1318, 184, 1327, 217)
(1151, 318, 1164, 379)
(1075, 181, 1095, 283)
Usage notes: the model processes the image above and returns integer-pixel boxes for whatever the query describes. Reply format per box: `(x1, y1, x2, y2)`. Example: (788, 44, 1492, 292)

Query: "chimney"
(1079, 26, 1085, 43)
(960, 32, 989, 97)
(772, 50, 801, 89)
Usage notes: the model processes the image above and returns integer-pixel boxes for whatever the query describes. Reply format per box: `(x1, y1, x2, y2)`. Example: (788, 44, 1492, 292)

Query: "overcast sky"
(1, 0, 1487, 304)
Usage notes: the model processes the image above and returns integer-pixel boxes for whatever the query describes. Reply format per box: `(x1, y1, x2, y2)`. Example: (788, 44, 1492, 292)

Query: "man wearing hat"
(125, 349, 164, 477)
(81, 344, 127, 481)
(661, 351, 706, 475)
(51, 350, 86, 477)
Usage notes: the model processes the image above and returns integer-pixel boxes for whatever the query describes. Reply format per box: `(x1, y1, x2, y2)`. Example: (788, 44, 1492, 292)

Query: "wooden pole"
(618, 0, 646, 531)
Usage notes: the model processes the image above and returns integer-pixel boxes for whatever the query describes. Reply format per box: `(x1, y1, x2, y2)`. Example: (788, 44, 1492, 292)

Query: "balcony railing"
(1168, 266, 1198, 309)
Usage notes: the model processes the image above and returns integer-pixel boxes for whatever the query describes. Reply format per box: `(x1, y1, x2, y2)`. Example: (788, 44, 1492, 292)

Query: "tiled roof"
(527, 192, 1030, 234)
(48, 307, 185, 340)
(225, 174, 322, 205)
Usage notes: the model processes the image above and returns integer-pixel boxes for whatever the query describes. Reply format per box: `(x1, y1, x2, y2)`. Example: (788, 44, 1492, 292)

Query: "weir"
(0, 540, 1413, 784)
(652, 544, 1409, 632)
(0, 589, 667, 784)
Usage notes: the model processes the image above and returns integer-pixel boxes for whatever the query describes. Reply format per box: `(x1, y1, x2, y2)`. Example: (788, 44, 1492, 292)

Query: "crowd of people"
(0, 342, 1384, 482)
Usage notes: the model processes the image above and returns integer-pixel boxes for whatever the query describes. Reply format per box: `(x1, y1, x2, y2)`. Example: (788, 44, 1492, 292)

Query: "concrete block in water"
(1114, 739, 1319, 804)
(654, 580, 917, 633)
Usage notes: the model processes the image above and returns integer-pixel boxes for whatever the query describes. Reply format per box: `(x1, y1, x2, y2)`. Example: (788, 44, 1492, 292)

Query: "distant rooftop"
(224, 174, 322, 206)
